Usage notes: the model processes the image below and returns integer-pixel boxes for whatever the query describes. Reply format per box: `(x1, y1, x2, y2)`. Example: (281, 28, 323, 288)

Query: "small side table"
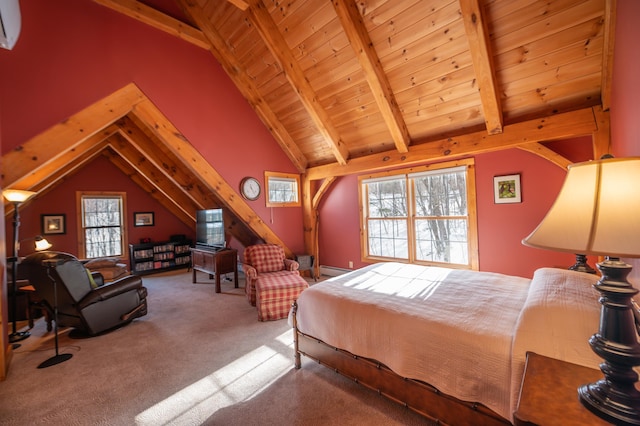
(295, 254, 315, 281)
(513, 352, 610, 426)
(18, 283, 52, 331)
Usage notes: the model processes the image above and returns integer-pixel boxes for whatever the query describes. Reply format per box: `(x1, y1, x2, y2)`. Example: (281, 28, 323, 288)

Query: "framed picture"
(42, 214, 66, 235)
(494, 174, 522, 204)
(134, 212, 154, 227)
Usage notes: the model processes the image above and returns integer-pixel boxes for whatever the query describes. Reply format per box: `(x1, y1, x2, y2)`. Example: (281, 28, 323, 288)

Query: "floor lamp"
(3, 189, 37, 347)
(37, 258, 72, 368)
(523, 157, 640, 425)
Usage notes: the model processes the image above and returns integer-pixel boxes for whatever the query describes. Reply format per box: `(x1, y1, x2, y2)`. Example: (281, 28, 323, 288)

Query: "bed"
(289, 262, 603, 425)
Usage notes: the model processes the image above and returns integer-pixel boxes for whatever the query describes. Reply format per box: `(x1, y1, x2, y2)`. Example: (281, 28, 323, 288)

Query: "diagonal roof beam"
(102, 146, 196, 227)
(131, 97, 295, 257)
(245, 0, 350, 165)
(600, 0, 616, 112)
(459, 0, 503, 135)
(93, 0, 210, 49)
(3, 139, 111, 217)
(332, 0, 410, 153)
(177, 0, 308, 173)
(5, 129, 116, 191)
(2, 83, 144, 188)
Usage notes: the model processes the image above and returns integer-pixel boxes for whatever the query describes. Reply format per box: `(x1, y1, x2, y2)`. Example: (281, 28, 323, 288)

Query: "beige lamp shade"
(522, 157, 640, 258)
(3, 189, 36, 203)
(35, 236, 52, 251)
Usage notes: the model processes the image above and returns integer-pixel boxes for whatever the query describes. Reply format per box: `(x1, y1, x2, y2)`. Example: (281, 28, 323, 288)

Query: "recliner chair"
(22, 251, 148, 336)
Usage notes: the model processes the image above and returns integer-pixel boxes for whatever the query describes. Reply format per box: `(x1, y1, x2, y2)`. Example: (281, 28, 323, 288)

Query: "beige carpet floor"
(0, 269, 433, 425)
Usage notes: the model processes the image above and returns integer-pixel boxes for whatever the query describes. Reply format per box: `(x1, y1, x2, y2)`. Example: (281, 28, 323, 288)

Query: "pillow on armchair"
(83, 257, 128, 281)
(249, 245, 287, 273)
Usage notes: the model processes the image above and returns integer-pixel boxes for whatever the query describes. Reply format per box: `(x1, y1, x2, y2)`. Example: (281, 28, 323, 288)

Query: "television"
(195, 208, 226, 250)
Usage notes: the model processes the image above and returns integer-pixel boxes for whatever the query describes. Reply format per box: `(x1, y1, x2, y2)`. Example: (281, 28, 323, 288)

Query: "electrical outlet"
(348, 261, 353, 269)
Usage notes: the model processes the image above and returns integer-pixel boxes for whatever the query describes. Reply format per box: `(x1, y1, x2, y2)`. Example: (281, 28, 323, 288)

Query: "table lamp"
(522, 156, 640, 425)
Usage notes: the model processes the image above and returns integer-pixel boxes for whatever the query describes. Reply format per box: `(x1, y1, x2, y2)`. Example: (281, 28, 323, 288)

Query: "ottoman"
(255, 274, 309, 321)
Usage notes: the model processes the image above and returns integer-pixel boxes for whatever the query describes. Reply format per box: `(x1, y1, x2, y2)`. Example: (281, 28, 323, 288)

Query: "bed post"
(292, 300, 301, 369)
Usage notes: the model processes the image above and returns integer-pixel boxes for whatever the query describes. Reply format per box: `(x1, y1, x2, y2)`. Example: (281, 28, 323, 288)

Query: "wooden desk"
(190, 247, 238, 293)
(513, 352, 611, 426)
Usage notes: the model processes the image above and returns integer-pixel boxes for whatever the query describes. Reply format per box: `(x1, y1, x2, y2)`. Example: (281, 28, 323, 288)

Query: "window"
(359, 159, 478, 269)
(77, 192, 127, 259)
(265, 171, 300, 207)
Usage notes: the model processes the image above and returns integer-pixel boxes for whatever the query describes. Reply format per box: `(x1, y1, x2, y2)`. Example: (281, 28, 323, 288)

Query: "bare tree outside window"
(81, 194, 124, 258)
(366, 178, 409, 259)
(413, 170, 468, 264)
(360, 161, 477, 268)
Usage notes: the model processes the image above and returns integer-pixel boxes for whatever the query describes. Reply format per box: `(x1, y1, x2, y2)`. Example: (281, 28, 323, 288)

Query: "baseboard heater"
(319, 265, 351, 277)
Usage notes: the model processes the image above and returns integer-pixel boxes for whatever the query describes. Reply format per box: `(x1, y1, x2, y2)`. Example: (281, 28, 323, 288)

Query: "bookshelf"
(129, 240, 192, 275)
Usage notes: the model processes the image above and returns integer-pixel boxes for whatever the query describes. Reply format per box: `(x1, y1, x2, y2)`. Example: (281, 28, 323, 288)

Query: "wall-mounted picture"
(42, 214, 66, 235)
(494, 174, 522, 204)
(134, 212, 154, 227)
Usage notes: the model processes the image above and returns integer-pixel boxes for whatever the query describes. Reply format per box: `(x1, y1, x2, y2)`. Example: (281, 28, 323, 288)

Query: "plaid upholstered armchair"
(242, 244, 300, 306)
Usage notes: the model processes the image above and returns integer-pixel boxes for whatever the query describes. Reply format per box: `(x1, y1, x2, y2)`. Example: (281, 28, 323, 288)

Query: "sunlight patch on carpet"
(135, 330, 293, 425)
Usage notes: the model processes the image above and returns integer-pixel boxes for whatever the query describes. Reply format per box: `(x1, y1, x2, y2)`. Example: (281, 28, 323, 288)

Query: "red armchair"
(242, 244, 300, 306)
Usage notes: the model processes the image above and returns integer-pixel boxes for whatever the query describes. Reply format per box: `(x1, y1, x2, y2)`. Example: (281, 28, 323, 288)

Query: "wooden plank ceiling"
(116, 0, 612, 173)
(3, 0, 614, 256)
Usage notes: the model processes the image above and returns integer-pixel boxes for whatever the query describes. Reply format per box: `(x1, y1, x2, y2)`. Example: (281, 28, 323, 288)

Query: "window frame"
(265, 171, 301, 207)
(358, 158, 479, 270)
(76, 191, 128, 260)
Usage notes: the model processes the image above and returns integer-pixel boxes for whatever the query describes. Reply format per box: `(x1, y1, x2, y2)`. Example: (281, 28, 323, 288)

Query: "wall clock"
(240, 177, 261, 201)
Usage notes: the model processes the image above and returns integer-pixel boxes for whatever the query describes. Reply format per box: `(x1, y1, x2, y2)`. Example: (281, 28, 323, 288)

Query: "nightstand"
(513, 352, 610, 426)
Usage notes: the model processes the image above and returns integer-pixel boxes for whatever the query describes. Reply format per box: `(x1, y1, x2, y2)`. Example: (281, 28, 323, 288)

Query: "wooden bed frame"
(291, 302, 512, 426)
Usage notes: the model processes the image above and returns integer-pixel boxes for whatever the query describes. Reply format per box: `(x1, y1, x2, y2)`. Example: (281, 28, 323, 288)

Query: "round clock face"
(240, 177, 261, 201)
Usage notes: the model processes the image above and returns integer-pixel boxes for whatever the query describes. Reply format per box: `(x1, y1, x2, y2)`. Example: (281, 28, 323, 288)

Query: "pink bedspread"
(292, 262, 602, 421)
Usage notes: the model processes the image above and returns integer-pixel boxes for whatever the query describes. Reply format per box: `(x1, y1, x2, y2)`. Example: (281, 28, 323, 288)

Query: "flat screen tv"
(195, 208, 225, 250)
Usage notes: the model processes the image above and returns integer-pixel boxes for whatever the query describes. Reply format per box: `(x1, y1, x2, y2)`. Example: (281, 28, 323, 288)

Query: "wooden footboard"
(292, 303, 511, 426)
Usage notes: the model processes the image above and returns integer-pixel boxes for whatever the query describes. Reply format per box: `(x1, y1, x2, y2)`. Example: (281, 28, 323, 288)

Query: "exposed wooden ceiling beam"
(3, 140, 110, 217)
(591, 105, 611, 159)
(246, 0, 350, 165)
(459, 0, 503, 135)
(177, 0, 309, 173)
(332, 0, 410, 153)
(6, 129, 115, 191)
(306, 107, 598, 180)
(107, 132, 202, 220)
(116, 116, 216, 207)
(517, 143, 571, 170)
(2, 83, 144, 188)
(2, 83, 295, 255)
(92, 0, 210, 49)
(600, 0, 616, 112)
(131, 98, 294, 256)
(102, 145, 196, 227)
(226, 0, 248, 11)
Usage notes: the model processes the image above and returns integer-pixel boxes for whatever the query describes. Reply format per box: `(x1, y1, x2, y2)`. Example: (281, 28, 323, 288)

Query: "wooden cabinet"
(129, 240, 192, 275)
(191, 247, 238, 293)
(513, 352, 610, 426)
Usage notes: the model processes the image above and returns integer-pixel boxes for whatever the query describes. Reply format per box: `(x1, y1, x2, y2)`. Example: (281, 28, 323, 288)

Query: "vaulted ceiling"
(96, 0, 614, 174)
(3, 0, 614, 256)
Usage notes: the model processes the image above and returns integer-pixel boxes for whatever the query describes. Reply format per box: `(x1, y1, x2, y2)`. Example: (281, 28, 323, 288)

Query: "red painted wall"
(318, 139, 594, 278)
(1, 0, 304, 257)
(611, 0, 640, 158)
(15, 157, 194, 265)
(2, 0, 640, 280)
